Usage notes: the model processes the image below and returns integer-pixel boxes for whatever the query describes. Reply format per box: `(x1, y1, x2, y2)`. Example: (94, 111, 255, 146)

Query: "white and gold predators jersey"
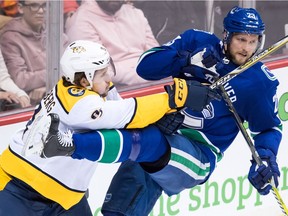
(0, 79, 171, 209)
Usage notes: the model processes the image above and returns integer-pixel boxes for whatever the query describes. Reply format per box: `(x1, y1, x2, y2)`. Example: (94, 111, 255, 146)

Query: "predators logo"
(68, 87, 85, 97)
(71, 46, 86, 53)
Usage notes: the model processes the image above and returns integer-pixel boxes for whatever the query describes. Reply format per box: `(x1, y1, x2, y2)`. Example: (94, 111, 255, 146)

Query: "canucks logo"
(104, 193, 112, 202)
(68, 88, 85, 96)
(261, 65, 277, 81)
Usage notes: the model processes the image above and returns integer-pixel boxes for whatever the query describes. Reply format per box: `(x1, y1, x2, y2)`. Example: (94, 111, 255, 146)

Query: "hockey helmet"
(60, 40, 115, 88)
(223, 6, 265, 43)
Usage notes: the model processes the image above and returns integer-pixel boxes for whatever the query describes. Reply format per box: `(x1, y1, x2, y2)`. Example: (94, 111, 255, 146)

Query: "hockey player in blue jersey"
(98, 6, 282, 215)
(38, 6, 282, 216)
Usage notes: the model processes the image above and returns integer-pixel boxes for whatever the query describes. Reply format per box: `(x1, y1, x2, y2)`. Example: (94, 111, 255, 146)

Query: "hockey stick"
(210, 34, 288, 90)
(219, 85, 288, 215)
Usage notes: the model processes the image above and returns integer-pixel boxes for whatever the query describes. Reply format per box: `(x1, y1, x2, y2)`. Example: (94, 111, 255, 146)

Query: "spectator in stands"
(133, 1, 206, 44)
(0, 0, 17, 30)
(0, 0, 46, 105)
(66, 0, 159, 89)
(63, 0, 80, 32)
(0, 13, 11, 29)
(0, 0, 20, 17)
(0, 91, 20, 111)
(0, 47, 30, 111)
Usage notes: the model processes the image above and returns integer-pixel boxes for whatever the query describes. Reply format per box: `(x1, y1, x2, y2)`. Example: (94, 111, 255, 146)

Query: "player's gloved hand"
(180, 45, 224, 81)
(165, 78, 221, 111)
(155, 111, 184, 134)
(248, 148, 280, 195)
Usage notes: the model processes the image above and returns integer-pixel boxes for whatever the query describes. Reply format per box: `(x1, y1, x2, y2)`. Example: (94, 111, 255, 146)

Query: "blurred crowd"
(0, 0, 287, 113)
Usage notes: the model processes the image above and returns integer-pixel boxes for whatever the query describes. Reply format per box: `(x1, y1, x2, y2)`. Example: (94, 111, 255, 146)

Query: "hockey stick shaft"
(210, 34, 288, 89)
(219, 85, 288, 215)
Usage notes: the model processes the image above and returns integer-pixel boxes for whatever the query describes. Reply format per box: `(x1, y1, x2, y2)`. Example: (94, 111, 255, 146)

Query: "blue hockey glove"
(180, 45, 224, 82)
(155, 111, 184, 134)
(165, 78, 221, 111)
(248, 148, 280, 195)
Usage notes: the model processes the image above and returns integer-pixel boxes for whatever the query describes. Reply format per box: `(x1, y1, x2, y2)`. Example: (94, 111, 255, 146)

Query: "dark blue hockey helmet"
(223, 6, 265, 43)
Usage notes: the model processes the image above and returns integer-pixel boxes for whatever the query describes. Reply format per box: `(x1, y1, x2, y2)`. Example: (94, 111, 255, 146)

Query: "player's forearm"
(253, 127, 282, 156)
(137, 47, 181, 80)
(72, 125, 167, 163)
(127, 93, 171, 129)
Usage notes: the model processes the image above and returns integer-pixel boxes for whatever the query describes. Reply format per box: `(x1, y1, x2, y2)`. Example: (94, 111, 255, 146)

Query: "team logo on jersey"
(91, 108, 103, 119)
(68, 88, 85, 97)
(261, 65, 277, 81)
(202, 104, 214, 119)
(163, 35, 181, 46)
(104, 193, 112, 202)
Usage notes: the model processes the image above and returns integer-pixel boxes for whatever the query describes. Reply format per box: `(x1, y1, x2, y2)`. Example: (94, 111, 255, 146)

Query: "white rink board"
(0, 67, 288, 216)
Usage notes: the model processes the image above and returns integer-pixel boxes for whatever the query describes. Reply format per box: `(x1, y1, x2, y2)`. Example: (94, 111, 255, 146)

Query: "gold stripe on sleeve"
(127, 93, 171, 128)
(0, 148, 85, 210)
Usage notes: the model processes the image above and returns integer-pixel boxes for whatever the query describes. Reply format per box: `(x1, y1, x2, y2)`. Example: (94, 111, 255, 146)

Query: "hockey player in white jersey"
(0, 40, 219, 215)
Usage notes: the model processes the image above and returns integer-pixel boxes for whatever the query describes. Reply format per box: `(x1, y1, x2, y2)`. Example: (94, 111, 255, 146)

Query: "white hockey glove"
(180, 45, 223, 82)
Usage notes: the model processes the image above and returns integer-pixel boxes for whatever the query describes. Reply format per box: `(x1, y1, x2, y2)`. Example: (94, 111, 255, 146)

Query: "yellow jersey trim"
(55, 79, 99, 113)
(127, 93, 170, 128)
(0, 148, 85, 210)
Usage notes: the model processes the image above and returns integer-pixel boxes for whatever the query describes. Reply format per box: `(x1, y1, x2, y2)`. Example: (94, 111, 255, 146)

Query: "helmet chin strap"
(255, 34, 266, 54)
(223, 42, 233, 61)
(223, 29, 232, 44)
(222, 30, 232, 59)
(86, 84, 93, 90)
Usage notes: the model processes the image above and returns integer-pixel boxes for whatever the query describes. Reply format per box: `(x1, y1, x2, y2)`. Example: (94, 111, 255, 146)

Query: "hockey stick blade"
(210, 34, 288, 89)
(219, 86, 288, 216)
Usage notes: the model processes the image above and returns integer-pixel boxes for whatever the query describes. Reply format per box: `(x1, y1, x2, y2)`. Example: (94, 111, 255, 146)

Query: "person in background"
(133, 1, 206, 44)
(0, 0, 15, 30)
(66, 0, 159, 89)
(0, 0, 20, 17)
(0, 13, 11, 29)
(0, 0, 46, 105)
(0, 91, 21, 111)
(0, 47, 30, 111)
(63, 0, 80, 32)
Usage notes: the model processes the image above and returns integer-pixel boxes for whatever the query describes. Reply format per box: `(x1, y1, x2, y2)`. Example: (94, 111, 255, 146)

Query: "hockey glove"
(165, 78, 221, 111)
(155, 111, 184, 135)
(248, 148, 280, 195)
(180, 45, 224, 81)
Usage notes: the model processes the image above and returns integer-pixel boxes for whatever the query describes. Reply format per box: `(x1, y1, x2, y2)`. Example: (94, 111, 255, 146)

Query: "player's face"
(91, 67, 112, 97)
(228, 33, 259, 65)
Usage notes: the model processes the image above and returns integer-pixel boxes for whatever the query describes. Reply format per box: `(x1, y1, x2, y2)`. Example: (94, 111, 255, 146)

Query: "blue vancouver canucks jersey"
(137, 29, 282, 161)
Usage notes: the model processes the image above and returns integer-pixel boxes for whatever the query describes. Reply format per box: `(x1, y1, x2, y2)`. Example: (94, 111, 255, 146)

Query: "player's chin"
(233, 56, 249, 65)
(100, 90, 109, 97)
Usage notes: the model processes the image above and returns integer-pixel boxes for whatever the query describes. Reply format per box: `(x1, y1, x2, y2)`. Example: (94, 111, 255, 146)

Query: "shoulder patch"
(91, 108, 103, 119)
(261, 65, 277, 81)
(68, 87, 86, 97)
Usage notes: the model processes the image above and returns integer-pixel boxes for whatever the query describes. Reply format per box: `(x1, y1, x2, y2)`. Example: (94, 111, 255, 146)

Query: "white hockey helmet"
(60, 40, 113, 87)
